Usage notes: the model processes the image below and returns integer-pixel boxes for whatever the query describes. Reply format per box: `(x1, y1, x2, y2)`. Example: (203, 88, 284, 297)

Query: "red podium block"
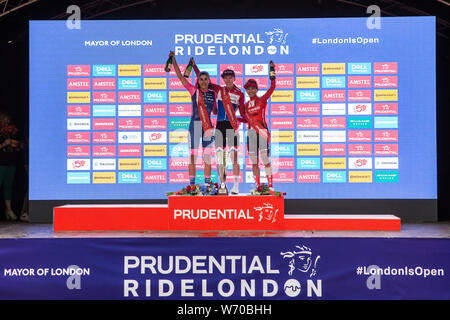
(168, 195, 284, 230)
(53, 199, 400, 232)
(53, 204, 169, 231)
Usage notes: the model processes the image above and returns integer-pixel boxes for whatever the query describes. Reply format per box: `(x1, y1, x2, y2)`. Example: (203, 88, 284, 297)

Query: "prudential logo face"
(254, 203, 278, 223)
(265, 28, 289, 55)
(280, 244, 322, 298)
(173, 27, 289, 56)
(265, 28, 288, 45)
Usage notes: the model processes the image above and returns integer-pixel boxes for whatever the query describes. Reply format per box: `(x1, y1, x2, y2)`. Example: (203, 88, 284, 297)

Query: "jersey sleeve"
(183, 81, 197, 96)
(261, 78, 276, 102)
(239, 101, 249, 123)
(193, 64, 201, 77)
(211, 83, 221, 94)
(238, 91, 246, 117)
(238, 90, 245, 108)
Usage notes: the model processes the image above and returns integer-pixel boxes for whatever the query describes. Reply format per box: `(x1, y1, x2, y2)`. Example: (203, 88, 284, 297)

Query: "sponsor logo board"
(348, 62, 371, 74)
(67, 172, 90, 184)
(144, 145, 167, 156)
(118, 159, 142, 170)
(374, 171, 399, 182)
(322, 144, 346, 156)
(92, 105, 116, 117)
(144, 172, 167, 183)
(93, 65, 116, 76)
(322, 63, 345, 75)
(118, 172, 141, 183)
(297, 144, 320, 156)
(92, 145, 116, 157)
(118, 65, 141, 76)
(322, 103, 345, 115)
(92, 132, 116, 143)
(297, 158, 320, 170)
(297, 117, 320, 129)
(322, 130, 346, 142)
(296, 63, 320, 75)
(323, 171, 347, 183)
(349, 171, 373, 183)
(67, 132, 90, 144)
(348, 157, 373, 169)
(298, 171, 321, 183)
(374, 117, 398, 129)
(143, 64, 166, 76)
(67, 92, 90, 104)
(68, 65, 90, 76)
(297, 77, 320, 88)
(93, 172, 116, 184)
(323, 158, 346, 169)
(67, 159, 90, 171)
(67, 118, 90, 130)
(374, 157, 399, 169)
(67, 78, 90, 90)
(118, 78, 142, 90)
(118, 132, 141, 144)
(297, 131, 320, 143)
(93, 159, 116, 170)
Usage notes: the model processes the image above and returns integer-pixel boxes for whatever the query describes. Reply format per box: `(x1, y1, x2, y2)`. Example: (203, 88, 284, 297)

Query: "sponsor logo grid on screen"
(66, 62, 399, 184)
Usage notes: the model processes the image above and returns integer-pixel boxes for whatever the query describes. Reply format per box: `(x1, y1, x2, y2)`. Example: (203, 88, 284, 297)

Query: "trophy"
(218, 150, 228, 195)
(218, 182, 228, 195)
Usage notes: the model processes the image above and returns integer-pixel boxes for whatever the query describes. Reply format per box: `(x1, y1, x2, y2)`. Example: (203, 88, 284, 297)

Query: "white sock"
(233, 176, 239, 187)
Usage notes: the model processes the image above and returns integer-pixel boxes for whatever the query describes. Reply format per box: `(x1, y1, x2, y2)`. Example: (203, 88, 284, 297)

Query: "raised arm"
(170, 51, 188, 87)
(193, 59, 201, 77)
(261, 61, 276, 101)
(261, 79, 276, 101)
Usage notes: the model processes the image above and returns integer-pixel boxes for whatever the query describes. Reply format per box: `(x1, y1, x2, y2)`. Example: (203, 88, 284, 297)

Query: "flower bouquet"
(198, 181, 220, 196)
(250, 183, 286, 196)
(166, 181, 220, 197)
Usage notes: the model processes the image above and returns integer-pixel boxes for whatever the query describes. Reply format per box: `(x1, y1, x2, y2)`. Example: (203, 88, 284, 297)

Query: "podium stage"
(53, 195, 400, 231)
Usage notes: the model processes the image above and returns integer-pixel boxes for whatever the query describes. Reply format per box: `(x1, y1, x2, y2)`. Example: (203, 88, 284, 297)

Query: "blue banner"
(0, 237, 448, 300)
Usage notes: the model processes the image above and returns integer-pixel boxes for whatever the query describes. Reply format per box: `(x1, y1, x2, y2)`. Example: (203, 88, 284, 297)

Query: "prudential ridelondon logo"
(280, 245, 322, 298)
(173, 27, 289, 56)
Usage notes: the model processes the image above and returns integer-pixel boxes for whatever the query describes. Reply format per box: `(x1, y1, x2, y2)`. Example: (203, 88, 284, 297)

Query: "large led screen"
(29, 17, 436, 200)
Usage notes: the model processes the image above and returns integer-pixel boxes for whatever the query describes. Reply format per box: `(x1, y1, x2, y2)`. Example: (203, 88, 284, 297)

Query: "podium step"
(53, 201, 401, 231)
(284, 214, 401, 231)
(53, 204, 169, 231)
(168, 195, 284, 230)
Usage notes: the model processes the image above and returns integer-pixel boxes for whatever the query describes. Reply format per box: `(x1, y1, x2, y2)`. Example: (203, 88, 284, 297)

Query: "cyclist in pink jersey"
(169, 51, 218, 188)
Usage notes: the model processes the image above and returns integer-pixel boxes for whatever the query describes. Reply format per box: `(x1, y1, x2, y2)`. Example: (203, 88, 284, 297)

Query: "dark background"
(1, 0, 448, 221)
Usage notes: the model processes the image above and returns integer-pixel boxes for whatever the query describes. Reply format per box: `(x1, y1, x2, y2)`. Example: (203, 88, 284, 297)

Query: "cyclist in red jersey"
(241, 61, 276, 192)
(191, 61, 245, 194)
